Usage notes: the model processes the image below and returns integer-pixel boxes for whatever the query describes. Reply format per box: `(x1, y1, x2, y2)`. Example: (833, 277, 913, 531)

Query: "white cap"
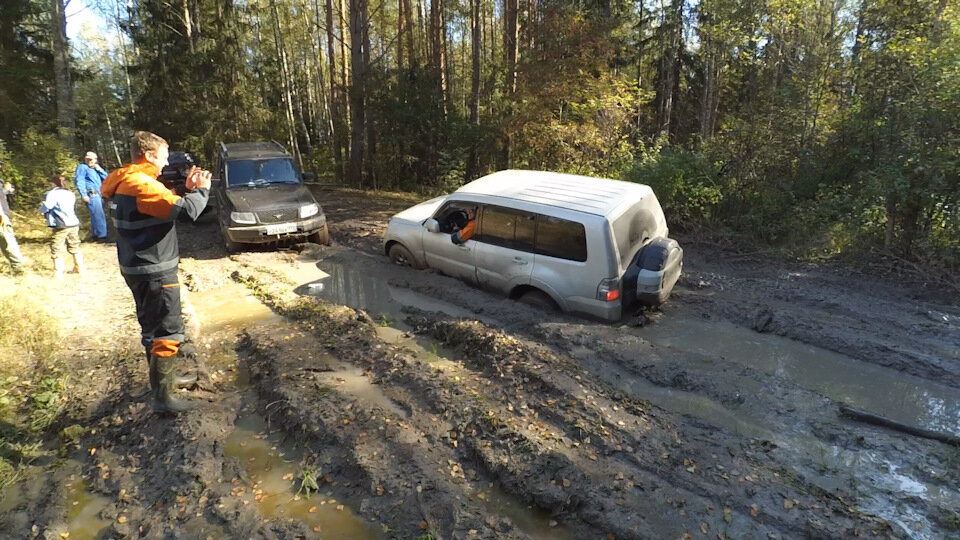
(84, 151, 98, 160)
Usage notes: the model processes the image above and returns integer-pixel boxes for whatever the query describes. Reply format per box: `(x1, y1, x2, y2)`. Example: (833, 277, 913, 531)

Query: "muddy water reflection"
(191, 283, 282, 334)
(641, 317, 960, 434)
(226, 399, 379, 538)
(298, 260, 473, 320)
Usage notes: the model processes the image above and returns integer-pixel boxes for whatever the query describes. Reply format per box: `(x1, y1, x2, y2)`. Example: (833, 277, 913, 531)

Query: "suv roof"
(455, 170, 654, 217)
(218, 141, 290, 161)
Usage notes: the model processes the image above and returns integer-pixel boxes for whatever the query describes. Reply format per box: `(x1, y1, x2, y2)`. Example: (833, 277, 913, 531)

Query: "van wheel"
(518, 290, 558, 312)
(388, 244, 419, 268)
(309, 224, 330, 245)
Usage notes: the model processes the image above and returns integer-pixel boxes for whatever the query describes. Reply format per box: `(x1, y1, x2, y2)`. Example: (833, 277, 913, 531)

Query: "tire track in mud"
(232, 267, 894, 539)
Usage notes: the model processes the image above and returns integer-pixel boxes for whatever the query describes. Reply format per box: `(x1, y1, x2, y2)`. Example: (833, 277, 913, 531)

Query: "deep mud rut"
(1, 187, 957, 539)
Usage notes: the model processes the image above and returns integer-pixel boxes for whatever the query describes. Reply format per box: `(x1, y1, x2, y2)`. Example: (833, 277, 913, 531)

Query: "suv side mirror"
(303, 172, 317, 182)
(424, 219, 440, 233)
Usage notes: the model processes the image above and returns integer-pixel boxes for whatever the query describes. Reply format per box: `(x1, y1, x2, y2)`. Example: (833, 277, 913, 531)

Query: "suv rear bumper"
(225, 215, 326, 244)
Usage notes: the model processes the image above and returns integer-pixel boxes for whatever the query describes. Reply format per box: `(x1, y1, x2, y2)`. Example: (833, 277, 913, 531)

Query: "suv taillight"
(597, 277, 620, 302)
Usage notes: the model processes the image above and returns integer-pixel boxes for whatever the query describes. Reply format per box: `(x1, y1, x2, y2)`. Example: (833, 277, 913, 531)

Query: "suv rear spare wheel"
(635, 237, 683, 306)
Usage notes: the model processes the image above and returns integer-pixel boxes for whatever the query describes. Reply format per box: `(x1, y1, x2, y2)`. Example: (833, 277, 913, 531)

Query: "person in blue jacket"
(74, 151, 109, 241)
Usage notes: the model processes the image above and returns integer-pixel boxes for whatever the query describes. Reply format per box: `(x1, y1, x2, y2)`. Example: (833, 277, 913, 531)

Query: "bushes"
(0, 130, 76, 211)
(622, 144, 723, 231)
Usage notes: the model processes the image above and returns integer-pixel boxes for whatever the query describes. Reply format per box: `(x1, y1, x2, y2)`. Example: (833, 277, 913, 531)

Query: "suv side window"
(476, 206, 536, 252)
(536, 215, 587, 262)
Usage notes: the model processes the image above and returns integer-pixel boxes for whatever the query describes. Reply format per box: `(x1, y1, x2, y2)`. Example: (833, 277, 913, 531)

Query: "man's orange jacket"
(101, 161, 208, 280)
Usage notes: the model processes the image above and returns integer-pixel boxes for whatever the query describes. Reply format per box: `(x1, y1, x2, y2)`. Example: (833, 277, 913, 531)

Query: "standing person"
(0, 161, 25, 275)
(74, 151, 109, 241)
(101, 131, 211, 413)
(39, 174, 85, 279)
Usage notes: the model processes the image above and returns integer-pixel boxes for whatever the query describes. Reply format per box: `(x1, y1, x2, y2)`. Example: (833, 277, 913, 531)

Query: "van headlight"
(230, 211, 256, 224)
(299, 203, 319, 219)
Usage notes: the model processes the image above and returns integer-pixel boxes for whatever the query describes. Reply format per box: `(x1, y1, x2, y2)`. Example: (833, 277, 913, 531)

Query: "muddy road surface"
(1, 187, 957, 539)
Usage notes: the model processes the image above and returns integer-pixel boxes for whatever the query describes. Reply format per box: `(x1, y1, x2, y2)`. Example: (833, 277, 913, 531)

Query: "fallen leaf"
(419, 521, 428, 530)
(750, 504, 759, 517)
(336, 504, 344, 511)
(723, 507, 732, 523)
(308, 506, 317, 513)
(701, 522, 709, 534)
(783, 499, 794, 510)
(117, 516, 128, 524)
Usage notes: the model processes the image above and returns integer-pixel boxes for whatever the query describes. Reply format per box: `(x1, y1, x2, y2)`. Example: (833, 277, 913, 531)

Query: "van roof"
(455, 170, 653, 217)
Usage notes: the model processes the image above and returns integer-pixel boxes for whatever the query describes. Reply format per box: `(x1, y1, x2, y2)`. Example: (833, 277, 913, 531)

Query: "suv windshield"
(227, 158, 300, 188)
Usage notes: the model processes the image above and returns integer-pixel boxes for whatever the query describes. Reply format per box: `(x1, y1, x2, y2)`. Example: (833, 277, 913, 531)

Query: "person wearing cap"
(0, 160, 25, 275)
(74, 151, 109, 241)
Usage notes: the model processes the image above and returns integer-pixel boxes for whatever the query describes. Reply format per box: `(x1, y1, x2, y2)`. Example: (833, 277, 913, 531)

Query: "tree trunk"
(465, 0, 481, 180)
(325, 0, 344, 182)
(52, 0, 75, 150)
(182, 0, 194, 53)
(270, 0, 303, 168)
(362, 0, 376, 189)
(657, 0, 684, 139)
(348, 0, 367, 188)
(502, 0, 519, 168)
(430, 0, 448, 111)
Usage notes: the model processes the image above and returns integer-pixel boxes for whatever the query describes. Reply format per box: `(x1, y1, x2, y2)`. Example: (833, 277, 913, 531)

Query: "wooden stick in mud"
(838, 404, 960, 446)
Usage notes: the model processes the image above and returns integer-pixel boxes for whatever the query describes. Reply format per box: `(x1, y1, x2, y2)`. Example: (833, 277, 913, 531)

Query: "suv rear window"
(476, 206, 586, 262)
(535, 215, 587, 262)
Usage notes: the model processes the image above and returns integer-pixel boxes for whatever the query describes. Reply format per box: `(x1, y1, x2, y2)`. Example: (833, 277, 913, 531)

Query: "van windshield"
(611, 205, 658, 269)
(227, 158, 300, 188)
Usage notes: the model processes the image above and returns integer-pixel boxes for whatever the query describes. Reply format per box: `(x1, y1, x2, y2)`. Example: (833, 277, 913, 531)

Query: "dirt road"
(0, 187, 957, 539)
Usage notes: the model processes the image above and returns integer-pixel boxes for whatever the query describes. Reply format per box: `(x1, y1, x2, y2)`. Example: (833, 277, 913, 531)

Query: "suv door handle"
(513, 257, 528, 265)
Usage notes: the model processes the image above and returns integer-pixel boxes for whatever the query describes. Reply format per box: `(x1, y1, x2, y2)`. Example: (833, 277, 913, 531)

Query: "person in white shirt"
(39, 174, 85, 279)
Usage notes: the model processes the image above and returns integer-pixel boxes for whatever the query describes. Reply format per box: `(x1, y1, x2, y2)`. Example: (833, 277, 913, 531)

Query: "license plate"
(265, 223, 297, 235)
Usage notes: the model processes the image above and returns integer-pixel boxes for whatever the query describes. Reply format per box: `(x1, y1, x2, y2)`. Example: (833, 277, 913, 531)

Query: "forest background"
(0, 0, 957, 278)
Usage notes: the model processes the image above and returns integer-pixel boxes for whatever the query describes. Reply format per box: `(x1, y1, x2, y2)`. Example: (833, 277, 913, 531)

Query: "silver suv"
(383, 170, 683, 321)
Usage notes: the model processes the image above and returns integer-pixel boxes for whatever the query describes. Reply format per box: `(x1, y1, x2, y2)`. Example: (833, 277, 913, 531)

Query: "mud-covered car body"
(383, 170, 682, 321)
(214, 141, 329, 250)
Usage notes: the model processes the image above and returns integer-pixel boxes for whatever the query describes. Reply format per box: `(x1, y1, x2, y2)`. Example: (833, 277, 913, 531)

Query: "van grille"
(256, 208, 298, 223)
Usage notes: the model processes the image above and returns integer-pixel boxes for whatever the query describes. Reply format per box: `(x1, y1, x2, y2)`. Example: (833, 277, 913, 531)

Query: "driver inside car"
(451, 207, 477, 245)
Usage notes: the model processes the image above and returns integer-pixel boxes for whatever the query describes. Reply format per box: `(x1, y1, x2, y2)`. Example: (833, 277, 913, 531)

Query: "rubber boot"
(144, 347, 197, 388)
(150, 354, 195, 414)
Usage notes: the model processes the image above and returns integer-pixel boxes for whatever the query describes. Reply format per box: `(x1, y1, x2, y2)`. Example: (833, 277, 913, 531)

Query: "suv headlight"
(299, 203, 319, 219)
(230, 211, 256, 224)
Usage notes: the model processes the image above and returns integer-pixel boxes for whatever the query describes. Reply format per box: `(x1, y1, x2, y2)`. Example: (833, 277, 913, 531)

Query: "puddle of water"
(315, 368, 408, 418)
(191, 283, 282, 334)
(472, 483, 573, 540)
(299, 260, 473, 320)
(225, 404, 379, 538)
(640, 317, 960, 435)
(374, 324, 463, 372)
(0, 465, 111, 539)
(64, 477, 111, 540)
